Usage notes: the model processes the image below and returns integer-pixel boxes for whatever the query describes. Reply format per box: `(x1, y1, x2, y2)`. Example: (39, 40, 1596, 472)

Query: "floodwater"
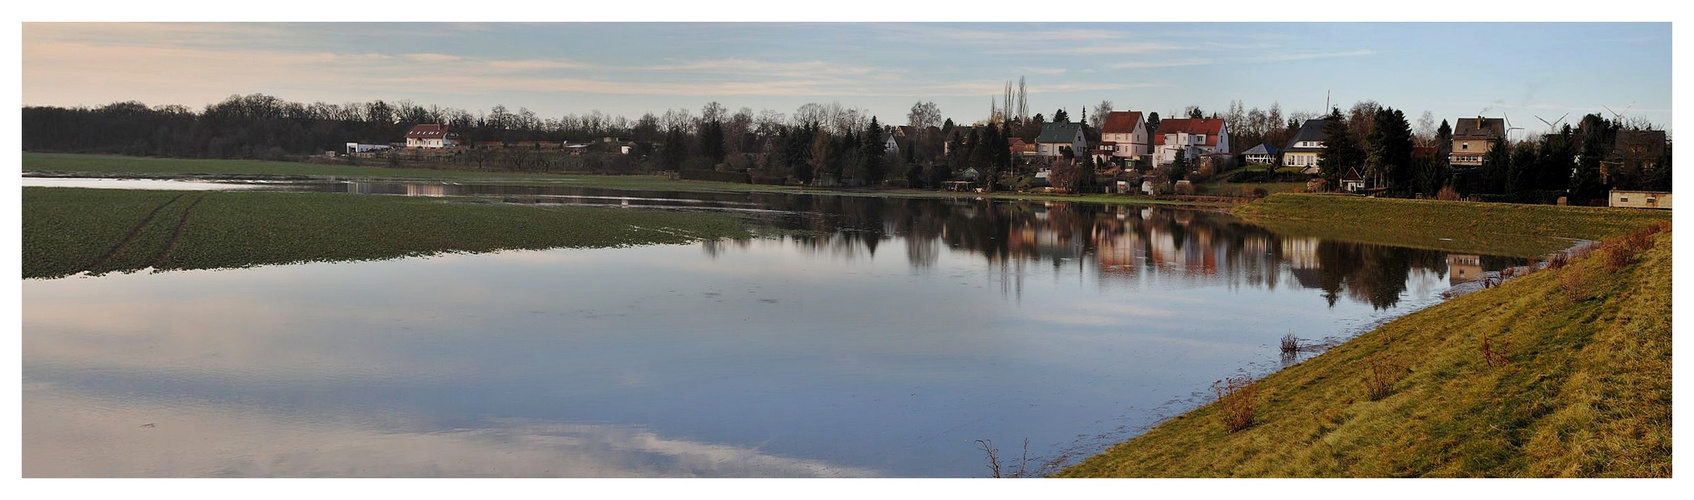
(21, 182, 1524, 477)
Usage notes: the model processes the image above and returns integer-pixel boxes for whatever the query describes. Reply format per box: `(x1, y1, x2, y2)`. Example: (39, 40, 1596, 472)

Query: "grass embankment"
(1062, 223, 1671, 477)
(1232, 193, 1671, 257)
(22, 187, 752, 279)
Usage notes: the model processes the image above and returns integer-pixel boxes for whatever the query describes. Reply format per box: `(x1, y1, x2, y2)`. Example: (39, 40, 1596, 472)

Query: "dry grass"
(1061, 224, 1671, 477)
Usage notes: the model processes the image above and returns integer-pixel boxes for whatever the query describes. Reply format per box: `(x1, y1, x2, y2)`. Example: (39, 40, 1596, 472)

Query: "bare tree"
(908, 101, 942, 130)
(1090, 100, 1114, 130)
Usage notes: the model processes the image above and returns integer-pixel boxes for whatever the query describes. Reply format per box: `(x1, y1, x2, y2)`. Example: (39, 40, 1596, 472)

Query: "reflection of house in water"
(344, 181, 449, 197)
(1446, 254, 1482, 285)
(1280, 237, 1321, 270)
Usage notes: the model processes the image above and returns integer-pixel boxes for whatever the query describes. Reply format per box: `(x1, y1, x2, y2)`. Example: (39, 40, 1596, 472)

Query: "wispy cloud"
(1263, 49, 1375, 62)
(996, 42, 1178, 55)
(1110, 58, 1214, 69)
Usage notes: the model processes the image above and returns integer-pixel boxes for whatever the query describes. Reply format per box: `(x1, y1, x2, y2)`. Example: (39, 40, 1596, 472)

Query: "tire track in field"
(79, 193, 186, 274)
(147, 193, 209, 270)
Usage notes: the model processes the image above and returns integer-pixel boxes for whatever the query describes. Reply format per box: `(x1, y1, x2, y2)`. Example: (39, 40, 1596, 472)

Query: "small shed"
(1243, 143, 1279, 165)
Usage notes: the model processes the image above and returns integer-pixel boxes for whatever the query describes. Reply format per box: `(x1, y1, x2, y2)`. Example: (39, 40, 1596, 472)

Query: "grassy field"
(1232, 193, 1671, 257)
(22, 187, 752, 279)
(1061, 223, 1671, 477)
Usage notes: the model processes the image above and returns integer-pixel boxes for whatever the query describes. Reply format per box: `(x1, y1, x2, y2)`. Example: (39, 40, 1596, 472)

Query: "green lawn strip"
(23, 188, 753, 278)
(1058, 230, 1670, 477)
(1231, 193, 1670, 257)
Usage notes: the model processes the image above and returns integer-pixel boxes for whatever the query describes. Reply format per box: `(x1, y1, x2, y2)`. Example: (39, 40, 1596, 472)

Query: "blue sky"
(22, 22, 1672, 133)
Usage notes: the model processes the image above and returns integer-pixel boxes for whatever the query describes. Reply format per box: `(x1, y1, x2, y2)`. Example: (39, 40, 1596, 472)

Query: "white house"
(1036, 122, 1087, 158)
(345, 142, 392, 154)
(405, 124, 461, 149)
(1282, 119, 1329, 174)
(1098, 111, 1149, 163)
(1152, 118, 1228, 166)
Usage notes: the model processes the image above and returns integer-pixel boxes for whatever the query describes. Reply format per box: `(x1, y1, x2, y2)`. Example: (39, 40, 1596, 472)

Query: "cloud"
(1262, 49, 1375, 62)
(996, 42, 1178, 56)
(23, 387, 879, 477)
(1109, 58, 1214, 69)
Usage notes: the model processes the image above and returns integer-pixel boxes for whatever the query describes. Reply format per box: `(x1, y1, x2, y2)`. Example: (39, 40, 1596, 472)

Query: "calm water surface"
(21, 182, 1521, 477)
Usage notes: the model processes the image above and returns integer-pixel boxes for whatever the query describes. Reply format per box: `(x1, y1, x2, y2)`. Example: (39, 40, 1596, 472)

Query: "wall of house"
(1283, 151, 1319, 168)
(1609, 190, 1672, 209)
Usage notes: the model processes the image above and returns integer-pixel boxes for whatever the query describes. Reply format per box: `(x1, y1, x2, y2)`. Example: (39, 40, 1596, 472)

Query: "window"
(1461, 143, 1469, 150)
(1620, 197, 1629, 202)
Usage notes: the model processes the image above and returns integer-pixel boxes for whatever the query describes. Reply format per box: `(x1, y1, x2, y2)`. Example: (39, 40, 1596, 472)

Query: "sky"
(20, 21, 1673, 137)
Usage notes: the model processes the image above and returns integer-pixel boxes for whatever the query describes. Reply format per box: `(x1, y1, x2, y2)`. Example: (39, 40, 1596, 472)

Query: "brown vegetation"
(1214, 376, 1259, 433)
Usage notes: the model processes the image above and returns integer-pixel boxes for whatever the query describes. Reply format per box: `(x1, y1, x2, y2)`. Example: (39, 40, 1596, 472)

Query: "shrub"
(1544, 252, 1569, 270)
(1481, 333, 1511, 368)
(1280, 333, 1299, 355)
(1435, 185, 1461, 201)
(1559, 266, 1600, 303)
(1363, 356, 1402, 401)
(1214, 375, 1258, 433)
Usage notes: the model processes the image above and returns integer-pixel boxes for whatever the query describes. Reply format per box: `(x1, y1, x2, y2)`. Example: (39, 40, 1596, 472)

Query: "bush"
(1362, 356, 1402, 401)
(1435, 185, 1461, 201)
(1480, 333, 1511, 368)
(1214, 375, 1258, 433)
(1559, 266, 1601, 303)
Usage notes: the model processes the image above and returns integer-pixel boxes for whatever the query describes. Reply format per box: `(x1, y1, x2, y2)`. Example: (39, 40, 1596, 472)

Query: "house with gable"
(1098, 111, 1149, 164)
(1282, 119, 1328, 174)
(1152, 118, 1229, 166)
(1243, 143, 1279, 165)
(1036, 122, 1087, 159)
(1449, 117, 1505, 168)
(405, 124, 461, 149)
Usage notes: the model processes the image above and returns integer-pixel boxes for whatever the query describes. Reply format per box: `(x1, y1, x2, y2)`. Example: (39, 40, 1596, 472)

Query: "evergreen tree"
(1569, 114, 1615, 205)
(1479, 133, 1512, 194)
(700, 119, 726, 166)
(1316, 108, 1361, 190)
(1364, 107, 1414, 194)
(1053, 108, 1070, 123)
(1145, 112, 1161, 138)
(1505, 142, 1539, 198)
(861, 116, 887, 185)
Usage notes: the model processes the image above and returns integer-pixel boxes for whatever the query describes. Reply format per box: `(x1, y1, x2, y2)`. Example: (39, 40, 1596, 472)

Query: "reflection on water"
(22, 182, 1528, 477)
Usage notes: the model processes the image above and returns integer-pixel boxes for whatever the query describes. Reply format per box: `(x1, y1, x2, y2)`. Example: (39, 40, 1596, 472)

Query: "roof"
(1283, 119, 1329, 151)
(1100, 111, 1145, 135)
(1453, 117, 1505, 140)
(405, 124, 458, 139)
(1036, 123, 1085, 143)
(1341, 166, 1365, 181)
(1609, 129, 1667, 161)
(1243, 143, 1279, 155)
(1152, 118, 1224, 147)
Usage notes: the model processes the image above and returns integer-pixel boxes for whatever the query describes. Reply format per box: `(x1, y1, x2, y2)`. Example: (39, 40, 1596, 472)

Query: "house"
(344, 142, 391, 154)
(1608, 189, 1671, 209)
(1098, 111, 1150, 163)
(405, 124, 461, 149)
(1339, 166, 1367, 193)
(884, 135, 900, 159)
(1152, 118, 1229, 166)
(1447, 254, 1483, 285)
(1281, 119, 1328, 174)
(1243, 143, 1279, 165)
(1008, 137, 1038, 158)
(1449, 117, 1505, 168)
(1036, 122, 1087, 158)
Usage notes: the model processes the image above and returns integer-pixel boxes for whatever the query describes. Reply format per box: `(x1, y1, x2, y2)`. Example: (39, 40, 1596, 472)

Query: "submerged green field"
(1062, 224, 1672, 477)
(1233, 193, 1671, 257)
(22, 187, 753, 279)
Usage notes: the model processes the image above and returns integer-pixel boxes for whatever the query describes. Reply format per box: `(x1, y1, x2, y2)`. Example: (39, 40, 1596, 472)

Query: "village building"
(1449, 117, 1505, 168)
(1152, 118, 1229, 166)
(405, 124, 461, 149)
(1098, 111, 1149, 164)
(344, 142, 392, 154)
(1035, 122, 1088, 158)
(1608, 189, 1671, 209)
(1281, 119, 1328, 174)
(1242, 143, 1279, 165)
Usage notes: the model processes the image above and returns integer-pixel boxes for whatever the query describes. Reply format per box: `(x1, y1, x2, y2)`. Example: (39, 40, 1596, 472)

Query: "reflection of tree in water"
(692, 190, 1470, 309)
